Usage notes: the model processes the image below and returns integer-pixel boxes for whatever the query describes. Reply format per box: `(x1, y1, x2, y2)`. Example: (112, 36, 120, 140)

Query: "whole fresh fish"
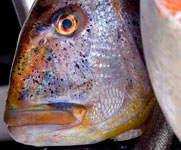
(141, 0, 181, 142)
(4, 0, 155, 146)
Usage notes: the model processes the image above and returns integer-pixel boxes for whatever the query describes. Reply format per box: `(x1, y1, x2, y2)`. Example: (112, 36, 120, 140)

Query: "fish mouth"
(5, 103, 88, 146)
(4, 103, 87, 128)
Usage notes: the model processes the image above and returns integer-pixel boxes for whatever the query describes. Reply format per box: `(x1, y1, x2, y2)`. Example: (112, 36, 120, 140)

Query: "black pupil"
(62, 19, 72, 30)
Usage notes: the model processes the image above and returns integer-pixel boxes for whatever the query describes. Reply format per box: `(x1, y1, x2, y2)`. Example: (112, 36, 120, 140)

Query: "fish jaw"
(6, 98, 156, 146)
(141, 0, 181, 141)
(5, 0, 155, 146)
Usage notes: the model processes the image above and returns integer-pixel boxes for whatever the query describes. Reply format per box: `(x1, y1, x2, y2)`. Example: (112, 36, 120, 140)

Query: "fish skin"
(4, 0, 155, 146)
(141, 0, 181, 142)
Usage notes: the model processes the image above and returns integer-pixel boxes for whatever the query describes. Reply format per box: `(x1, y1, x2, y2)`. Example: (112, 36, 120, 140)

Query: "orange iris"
(56, 14, 79, 35)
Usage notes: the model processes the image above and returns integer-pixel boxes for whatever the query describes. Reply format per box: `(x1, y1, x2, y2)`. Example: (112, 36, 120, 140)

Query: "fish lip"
(4, 103, 87, 127)
(7, 124, 74, 145)
(8, 124, 72, 136)
(6, 104, 87, 144)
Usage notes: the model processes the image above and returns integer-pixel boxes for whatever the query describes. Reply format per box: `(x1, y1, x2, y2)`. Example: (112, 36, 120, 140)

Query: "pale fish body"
(141, 0, 181, 141)
(4, 0, 155, 146)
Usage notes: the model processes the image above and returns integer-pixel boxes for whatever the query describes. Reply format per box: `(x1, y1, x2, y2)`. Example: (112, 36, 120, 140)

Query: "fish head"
(4, 0, 155, 146)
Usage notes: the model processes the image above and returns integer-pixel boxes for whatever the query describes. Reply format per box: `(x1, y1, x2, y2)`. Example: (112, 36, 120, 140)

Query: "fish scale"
(4, 0, 156, 146)
(89, 85, 124, 123)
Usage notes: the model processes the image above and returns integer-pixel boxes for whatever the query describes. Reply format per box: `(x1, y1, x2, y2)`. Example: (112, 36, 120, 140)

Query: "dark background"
(0, 1, 180, 150)
(0, 1, 20, 85)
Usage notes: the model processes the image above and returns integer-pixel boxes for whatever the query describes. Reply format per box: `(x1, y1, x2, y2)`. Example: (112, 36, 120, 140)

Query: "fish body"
(4, 0, 155, 146)
(141, 0, 181, 141)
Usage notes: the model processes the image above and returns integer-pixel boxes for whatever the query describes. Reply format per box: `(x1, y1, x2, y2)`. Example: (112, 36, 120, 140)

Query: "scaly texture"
(4, 0, 155, 146)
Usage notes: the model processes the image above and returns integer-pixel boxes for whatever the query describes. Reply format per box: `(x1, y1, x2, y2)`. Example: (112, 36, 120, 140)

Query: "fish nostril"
(39, 37, 47, 46)
(39, 38, 44, 46)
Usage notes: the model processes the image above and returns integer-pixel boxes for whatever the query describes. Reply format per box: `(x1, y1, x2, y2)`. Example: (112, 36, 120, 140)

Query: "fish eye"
(56, 14, 79, 35)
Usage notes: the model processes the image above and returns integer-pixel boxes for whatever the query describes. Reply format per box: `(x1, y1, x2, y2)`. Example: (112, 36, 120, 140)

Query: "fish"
(4, 0, 155, 146)
(141, 0, 181, 142)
